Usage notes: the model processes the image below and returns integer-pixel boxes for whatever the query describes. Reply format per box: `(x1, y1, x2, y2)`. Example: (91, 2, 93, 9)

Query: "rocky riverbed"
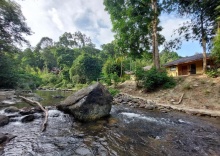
(0, 90, 220, 156)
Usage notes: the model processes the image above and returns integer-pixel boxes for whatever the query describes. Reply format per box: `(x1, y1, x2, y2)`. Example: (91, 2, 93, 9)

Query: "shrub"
(135, 65, 145, 87)
(136, 67, 176, 92)
(16, 71, 42, 90)
(74, 83, 88, 90)
(71, 75, 80, 84)
(108, 88, 120, 96)
(102, 58, 122, 79)
(66, 83, 73, 89)
(111, 72, 120, 86)
(206, 69, 219, 78)
(54, 82, 63, 88)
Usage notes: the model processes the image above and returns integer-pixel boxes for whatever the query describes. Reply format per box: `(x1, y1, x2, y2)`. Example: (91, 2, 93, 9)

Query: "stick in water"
(19, 96, 48, 132)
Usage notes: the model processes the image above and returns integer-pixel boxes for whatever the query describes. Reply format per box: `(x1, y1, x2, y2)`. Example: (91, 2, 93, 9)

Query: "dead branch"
(173, 93, 185, 105)
(19, 96, 48, 132)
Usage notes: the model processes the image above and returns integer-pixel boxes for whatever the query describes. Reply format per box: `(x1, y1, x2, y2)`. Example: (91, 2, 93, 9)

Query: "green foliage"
(70, 53, 102, 83)
(135, 67, 176, 92)
(164, 0, 220, 49)
(71, 75, 80, 85)
(108, 88, 120, 97)
(160, 51, 180, 65)
(206, 69, 219, 78)
(55, 47, 77, 68)
(102, 58, 122, 79)
(212, 31, 220, 63)
(16, 71, 42, 90)
(73, 83, 89, 91)
(110, 72, 120, 86)
(0, 0, 31, 52)
(103, 0, 162, 58)
(134, 65, 145, 87)
(0, 53, 18, 88)
(101, 42, 117, 60)
(56, 31, 92, 48)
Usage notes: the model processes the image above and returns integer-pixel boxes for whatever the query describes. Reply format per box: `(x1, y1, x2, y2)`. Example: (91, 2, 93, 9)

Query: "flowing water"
(0, 91, 220, 156)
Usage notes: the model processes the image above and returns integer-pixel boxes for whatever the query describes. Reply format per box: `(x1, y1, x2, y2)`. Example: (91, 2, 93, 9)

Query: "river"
(0, 90, 220, 156)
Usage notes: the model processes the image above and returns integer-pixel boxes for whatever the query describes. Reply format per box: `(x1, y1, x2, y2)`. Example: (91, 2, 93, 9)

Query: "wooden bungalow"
(164, 53, 214, 77)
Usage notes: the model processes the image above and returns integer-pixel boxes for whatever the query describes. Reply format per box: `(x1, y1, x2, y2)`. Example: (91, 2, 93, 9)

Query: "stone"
(21, 114, 35, 123)
(4, 106, 20, 113)
(0, 133, 7, 144)
(1, 100, 16, 105)
(57, 82, 113, 121)
(145, 105, 156, 110)
(170, 99, 175, 102)
(0, 115, 9, 127)
(147, 100, 155, 105)
(193, 84, 199, 87)
(160, 108, 170, 113)
(139, 104, 146, 108)
(20, 107, 42, 115)
(0, 133, 16, 144)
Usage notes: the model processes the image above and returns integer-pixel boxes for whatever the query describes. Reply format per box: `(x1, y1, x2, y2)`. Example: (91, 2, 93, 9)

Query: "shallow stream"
(0, 90, 220, 156)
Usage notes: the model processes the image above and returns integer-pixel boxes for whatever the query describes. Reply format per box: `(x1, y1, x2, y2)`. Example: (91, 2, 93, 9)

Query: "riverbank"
(116, 75, 220, 117)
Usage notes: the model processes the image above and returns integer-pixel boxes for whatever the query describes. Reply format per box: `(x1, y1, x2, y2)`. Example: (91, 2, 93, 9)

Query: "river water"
(0, 90, 220, 156)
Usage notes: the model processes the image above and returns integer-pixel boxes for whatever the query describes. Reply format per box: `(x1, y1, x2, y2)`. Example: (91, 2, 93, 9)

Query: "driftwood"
(19, 96, 48, 132)
(173, 93, 185, 105)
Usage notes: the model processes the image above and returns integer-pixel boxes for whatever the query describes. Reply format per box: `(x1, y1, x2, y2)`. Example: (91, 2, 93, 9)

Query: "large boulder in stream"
(57, 82, 113, 121)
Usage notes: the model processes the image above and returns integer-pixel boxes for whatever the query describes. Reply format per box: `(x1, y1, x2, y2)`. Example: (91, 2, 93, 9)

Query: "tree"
(56, 31, 92, 49)
(104, 0, 163, 69)
(164, 0, 220, 73)
(211, 4, 220, 64)
(20, 48, 36, 67)
(160, 51, 180, 65)
(35, 37, 53, 52)
(0, 53, 17, 88)
(0, 0, 31, 52)
(54, 47, 78, 68)
(70, 54, 102, 83)
(41, 48, 57, 70)
(151, 0, 160, 69)
(81, 45, 101, 57)
(212, 31, 220, 64)
(101, 42, 117, 59)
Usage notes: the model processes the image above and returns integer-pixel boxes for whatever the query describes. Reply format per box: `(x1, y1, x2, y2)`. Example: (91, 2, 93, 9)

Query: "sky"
(16, 0, 203, 57)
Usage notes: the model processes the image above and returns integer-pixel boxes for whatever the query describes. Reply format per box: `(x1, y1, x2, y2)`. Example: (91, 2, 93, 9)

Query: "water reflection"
(15, 90, 73, 108)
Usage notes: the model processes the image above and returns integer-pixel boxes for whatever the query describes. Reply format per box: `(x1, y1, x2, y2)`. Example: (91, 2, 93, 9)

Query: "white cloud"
(15, 0, 200, 55)
(15, 0, 114, 48)
(48, 8, 64, 31)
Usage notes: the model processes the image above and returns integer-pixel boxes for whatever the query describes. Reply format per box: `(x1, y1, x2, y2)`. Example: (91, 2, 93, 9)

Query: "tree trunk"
(200, 12, 207, 73)
(120, 61, 123, 78)
(151, 0, 160, 69)
(202, 38, 207, 73)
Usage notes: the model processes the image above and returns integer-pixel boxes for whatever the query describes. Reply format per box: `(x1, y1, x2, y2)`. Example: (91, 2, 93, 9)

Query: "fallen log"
(173, 93, 185, 105)
(19, 96, 48, 132)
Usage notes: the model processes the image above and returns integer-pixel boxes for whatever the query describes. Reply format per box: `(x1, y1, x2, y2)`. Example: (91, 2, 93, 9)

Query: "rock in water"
(0, 133, 7, 144)
(57, 82, 113, 121)
(0, 115, 9, 127)
(21, 115, 35, 123)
